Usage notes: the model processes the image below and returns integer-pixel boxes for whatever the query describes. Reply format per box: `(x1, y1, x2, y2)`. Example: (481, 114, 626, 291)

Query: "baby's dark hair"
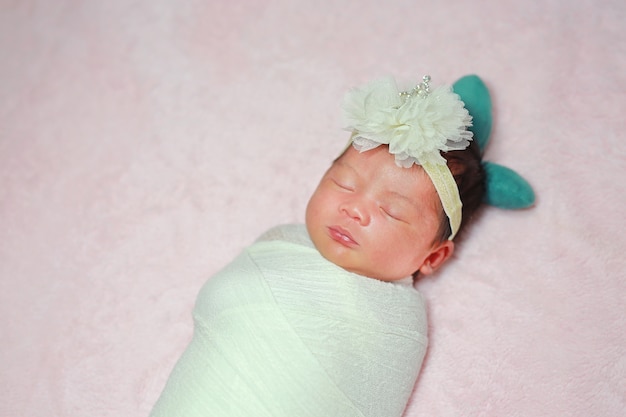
(433, 140, 486, 243)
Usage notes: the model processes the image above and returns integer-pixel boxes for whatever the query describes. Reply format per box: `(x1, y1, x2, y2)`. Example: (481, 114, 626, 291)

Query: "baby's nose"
(340, 199, 370, 226)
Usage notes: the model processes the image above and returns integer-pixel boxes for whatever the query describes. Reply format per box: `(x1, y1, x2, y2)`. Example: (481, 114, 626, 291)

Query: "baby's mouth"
(328, 226, 358, 247)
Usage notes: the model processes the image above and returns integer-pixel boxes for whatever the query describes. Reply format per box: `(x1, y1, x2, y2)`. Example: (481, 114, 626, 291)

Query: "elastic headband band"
(421, 162, 462, 239)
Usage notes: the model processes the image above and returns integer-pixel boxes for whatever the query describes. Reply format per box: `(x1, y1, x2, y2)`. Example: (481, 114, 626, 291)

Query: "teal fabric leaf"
(483, 162, 535, 209)
(452, 75, 492, 153)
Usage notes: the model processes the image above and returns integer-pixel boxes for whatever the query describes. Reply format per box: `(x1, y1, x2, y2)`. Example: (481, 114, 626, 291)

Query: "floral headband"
(342, 74, 534, 240)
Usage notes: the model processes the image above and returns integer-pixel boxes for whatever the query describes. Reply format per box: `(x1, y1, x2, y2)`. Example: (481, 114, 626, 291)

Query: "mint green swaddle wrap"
(150, 225, 428, 417)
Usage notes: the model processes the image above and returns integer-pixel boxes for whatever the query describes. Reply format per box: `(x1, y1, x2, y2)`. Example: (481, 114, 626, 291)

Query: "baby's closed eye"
(332, 179, 354, 191)
(380, 205, 407, 222)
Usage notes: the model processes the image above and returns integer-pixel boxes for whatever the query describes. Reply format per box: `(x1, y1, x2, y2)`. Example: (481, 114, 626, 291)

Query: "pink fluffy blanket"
(1, 1, 624, 416)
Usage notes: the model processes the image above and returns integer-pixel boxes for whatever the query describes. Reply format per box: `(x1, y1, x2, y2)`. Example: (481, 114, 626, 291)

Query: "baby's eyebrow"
(330, 161, 361, 181)
(334, 159, 358, 173)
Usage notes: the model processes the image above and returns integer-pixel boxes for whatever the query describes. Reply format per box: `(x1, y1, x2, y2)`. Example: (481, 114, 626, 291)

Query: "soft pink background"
(1, 1, 625, 416)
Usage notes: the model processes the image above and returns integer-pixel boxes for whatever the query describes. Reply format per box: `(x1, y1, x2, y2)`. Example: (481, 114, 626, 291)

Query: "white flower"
(342, 76, 473, 167)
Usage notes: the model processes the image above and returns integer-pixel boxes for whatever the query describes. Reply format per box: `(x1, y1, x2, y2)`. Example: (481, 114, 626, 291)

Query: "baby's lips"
(328, 225, 358, 247)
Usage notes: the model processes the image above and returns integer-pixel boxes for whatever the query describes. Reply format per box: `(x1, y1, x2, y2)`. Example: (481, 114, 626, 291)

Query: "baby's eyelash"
(333, 180, 354, 191)
(381, 207, 402, 221)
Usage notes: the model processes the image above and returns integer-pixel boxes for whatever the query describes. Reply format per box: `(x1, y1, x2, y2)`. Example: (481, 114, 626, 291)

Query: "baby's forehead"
(332, 150, 440, 203)
(332, 148, 428, 179)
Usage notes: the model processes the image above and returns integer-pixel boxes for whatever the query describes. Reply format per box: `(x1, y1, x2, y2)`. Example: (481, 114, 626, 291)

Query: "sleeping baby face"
(305, 145, 454, 281)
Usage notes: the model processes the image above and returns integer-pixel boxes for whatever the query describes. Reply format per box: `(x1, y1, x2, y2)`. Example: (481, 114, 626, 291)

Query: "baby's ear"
(418, 241, 455, 275)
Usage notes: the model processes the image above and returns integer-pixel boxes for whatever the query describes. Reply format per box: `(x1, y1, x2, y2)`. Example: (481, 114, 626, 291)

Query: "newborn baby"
(149, 74, 533, 417)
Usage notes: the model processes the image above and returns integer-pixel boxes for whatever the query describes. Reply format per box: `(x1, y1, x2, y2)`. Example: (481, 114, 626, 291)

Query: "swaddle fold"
(150, 225, 428, 417)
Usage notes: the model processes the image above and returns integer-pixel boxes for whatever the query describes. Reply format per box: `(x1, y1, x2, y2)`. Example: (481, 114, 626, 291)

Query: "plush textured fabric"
(483, 162, 536, 209)
(1, 1, 625, 416)
(150, 225, 427, 417)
